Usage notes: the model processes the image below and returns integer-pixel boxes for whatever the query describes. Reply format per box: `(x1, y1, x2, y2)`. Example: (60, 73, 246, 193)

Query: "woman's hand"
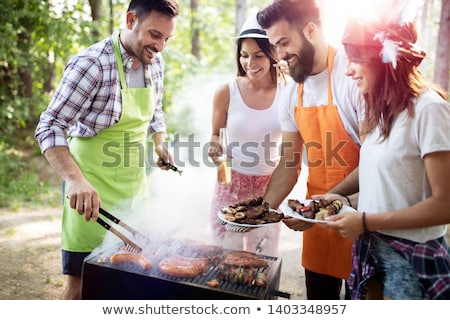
(208, 136, 232, 165)
(208, 140, 222, 165)
(311, 193, 347, 205)
(274, 60, 289, 85)
(325, 211, 365, 239)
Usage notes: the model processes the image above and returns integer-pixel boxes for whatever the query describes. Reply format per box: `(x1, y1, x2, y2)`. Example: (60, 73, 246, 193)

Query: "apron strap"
(326, 46, 334, 106)
(298, 46, 336, 107)
(112, 30, 128, 89)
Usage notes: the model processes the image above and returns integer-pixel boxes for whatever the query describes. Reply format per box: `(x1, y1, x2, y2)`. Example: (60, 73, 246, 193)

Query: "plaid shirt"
(349, 231, 450, 299)
(35, 33, 166, 153)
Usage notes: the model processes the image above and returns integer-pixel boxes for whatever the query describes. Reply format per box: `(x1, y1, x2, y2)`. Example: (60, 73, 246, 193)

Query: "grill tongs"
(96, 208, 145, 253)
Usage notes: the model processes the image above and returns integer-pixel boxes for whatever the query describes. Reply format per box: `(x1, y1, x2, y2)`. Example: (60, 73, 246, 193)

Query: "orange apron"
(294, 47, 359, 279)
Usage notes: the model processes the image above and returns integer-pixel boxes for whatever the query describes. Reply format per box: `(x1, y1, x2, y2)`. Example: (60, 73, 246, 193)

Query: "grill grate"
(81, 244, 284, 300)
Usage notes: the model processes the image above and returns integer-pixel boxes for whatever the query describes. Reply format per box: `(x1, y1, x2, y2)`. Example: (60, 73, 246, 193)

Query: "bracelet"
(344, 195, 352, 208)
(362, 211, 369, 232)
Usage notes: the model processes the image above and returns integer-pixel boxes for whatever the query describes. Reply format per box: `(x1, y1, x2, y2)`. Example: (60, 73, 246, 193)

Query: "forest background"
(0, 0, 448, 209)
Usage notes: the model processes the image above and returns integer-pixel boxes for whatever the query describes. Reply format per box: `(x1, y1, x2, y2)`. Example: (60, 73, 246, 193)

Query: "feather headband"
(342, 0, 426, 69)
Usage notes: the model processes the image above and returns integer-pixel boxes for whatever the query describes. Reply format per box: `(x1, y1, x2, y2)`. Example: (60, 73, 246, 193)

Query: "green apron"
(62, 31, 154, 252)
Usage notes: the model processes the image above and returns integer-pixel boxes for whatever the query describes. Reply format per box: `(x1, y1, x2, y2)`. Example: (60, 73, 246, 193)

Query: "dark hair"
(257, 0, 321, 31)
(236, 38, 278, 84)
(345, 22, 447, 140)
(127, 0, 179, 20)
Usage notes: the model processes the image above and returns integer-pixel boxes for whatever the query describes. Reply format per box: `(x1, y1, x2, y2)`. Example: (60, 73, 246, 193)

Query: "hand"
(65, 180, 101, 222)
(155, 148, 174, 171)
(274, 60, 289, 85)
(325, 211, 364, 239)
(208, 141, 232, 165)
(282, 216, 314, 231)
(274, 60, 289, 75)
(208, 141, 222, 164)
(311, 193, 346, 203)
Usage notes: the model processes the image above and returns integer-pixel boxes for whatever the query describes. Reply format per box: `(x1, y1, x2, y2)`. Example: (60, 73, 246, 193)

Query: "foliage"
(162, 0, 235, 136)
(0, 148, 56, 209)
(0, 0, 97, 208)
(0, 0, 96, 149)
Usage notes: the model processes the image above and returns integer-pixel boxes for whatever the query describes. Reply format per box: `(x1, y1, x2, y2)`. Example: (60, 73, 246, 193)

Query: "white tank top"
(226, 78, 283, 176)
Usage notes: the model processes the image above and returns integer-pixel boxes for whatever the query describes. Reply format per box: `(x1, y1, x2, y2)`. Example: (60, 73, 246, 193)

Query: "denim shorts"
(370, 237, 425, 299)
(62, 250, 91, 276)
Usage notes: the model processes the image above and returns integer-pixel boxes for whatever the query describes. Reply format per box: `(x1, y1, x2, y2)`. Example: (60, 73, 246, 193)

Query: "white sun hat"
(237, 12, 268, 39)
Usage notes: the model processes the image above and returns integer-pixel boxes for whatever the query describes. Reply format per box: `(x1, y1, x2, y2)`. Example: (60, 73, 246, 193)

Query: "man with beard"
(35, 0, 178, 299)
(257, 0, 363, 299)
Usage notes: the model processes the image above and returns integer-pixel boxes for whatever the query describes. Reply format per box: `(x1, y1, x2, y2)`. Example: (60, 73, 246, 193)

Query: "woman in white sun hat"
(208, 12, 289, 256)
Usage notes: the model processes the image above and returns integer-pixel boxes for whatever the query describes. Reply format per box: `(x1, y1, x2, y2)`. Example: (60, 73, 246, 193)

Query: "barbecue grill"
(81, 242, 288, 300)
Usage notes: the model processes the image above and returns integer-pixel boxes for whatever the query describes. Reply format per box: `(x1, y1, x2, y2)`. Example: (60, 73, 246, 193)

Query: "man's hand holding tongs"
(66, 178, 101, 222)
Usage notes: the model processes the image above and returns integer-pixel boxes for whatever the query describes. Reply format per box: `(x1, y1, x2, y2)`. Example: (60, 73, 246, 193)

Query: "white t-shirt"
(358, 88, 450, 243)
(280, 47, 363, 146)
(227, 78, 283, 176)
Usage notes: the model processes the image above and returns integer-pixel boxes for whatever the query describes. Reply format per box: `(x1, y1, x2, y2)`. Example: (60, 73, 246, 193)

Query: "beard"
(287, 37, 315, 84)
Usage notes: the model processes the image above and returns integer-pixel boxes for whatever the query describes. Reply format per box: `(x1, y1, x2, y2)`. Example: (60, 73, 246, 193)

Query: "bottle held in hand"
(217, 128, 231, 185)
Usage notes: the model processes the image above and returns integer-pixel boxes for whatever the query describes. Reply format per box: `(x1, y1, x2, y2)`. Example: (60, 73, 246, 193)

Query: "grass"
(0, 148, 60, 210)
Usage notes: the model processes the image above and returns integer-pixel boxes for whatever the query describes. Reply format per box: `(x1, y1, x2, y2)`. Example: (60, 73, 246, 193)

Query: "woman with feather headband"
(324, 1, 450, 299)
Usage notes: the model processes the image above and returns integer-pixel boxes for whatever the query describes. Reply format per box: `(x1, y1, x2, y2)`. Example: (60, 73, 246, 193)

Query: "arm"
(264, 131, 302, 208)
(264, 131, 314, 232)
(36, 56, 104, 220)
(326, 151, 450, 239)
(44, 146, 100, 221)
(152, 131, 174, 170)
(313, 167, 359, 209)
(147, 55, 175, 168)
(208, 83, 230, 163)
(328, 167, 359, 195)
(311, 121, 366, 208)
(328, 121, 366, 198)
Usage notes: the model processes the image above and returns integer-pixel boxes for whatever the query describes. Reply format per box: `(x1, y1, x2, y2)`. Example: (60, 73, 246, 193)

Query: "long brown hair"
(345, 22, 447, 140)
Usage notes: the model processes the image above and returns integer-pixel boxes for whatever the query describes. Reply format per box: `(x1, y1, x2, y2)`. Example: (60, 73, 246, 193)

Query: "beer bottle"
(217, 128, 231, 185)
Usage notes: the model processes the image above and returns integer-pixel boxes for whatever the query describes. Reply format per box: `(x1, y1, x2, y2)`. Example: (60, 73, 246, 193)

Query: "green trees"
(0, 1, 96, 147)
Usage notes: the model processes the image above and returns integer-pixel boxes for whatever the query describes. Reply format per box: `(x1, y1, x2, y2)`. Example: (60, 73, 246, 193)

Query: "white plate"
(216, 217, 252, 233)
(224, 223, 252, 233)
(217, 209, 283, 229)
(280, 199, 356, 224)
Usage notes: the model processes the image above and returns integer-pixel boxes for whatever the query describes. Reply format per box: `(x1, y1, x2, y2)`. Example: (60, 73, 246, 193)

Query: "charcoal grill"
(81, 243, 288, 300)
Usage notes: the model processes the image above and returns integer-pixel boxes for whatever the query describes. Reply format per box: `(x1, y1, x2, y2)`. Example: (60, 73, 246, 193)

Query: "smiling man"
(35, 0, 178, 299)
(257, 0, 364, 299)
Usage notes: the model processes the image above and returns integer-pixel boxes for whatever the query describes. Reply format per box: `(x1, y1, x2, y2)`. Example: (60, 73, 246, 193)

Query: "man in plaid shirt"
(35, 0, 179, 299)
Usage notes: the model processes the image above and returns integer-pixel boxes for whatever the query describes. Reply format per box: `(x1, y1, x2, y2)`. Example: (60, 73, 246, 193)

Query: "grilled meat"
(221, 197, 284, 225)
(287, 199, 344, 220)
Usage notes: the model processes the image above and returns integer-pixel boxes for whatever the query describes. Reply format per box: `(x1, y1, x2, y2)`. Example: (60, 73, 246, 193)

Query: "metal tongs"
(159, 157, 183, 176)
(96, 208, 148, 253)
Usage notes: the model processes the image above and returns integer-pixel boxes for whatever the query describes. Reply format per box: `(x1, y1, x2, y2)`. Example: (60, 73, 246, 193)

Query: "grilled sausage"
(110, 253, 153, 270)
(158, 256, 203, 278)
(221, 251, 269, 268)
(172, 254, 210, 272)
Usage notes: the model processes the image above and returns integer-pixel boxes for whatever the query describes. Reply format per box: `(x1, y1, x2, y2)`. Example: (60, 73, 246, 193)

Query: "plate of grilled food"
(217, 197, 285, 231)
(280, 198, 355, 223)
